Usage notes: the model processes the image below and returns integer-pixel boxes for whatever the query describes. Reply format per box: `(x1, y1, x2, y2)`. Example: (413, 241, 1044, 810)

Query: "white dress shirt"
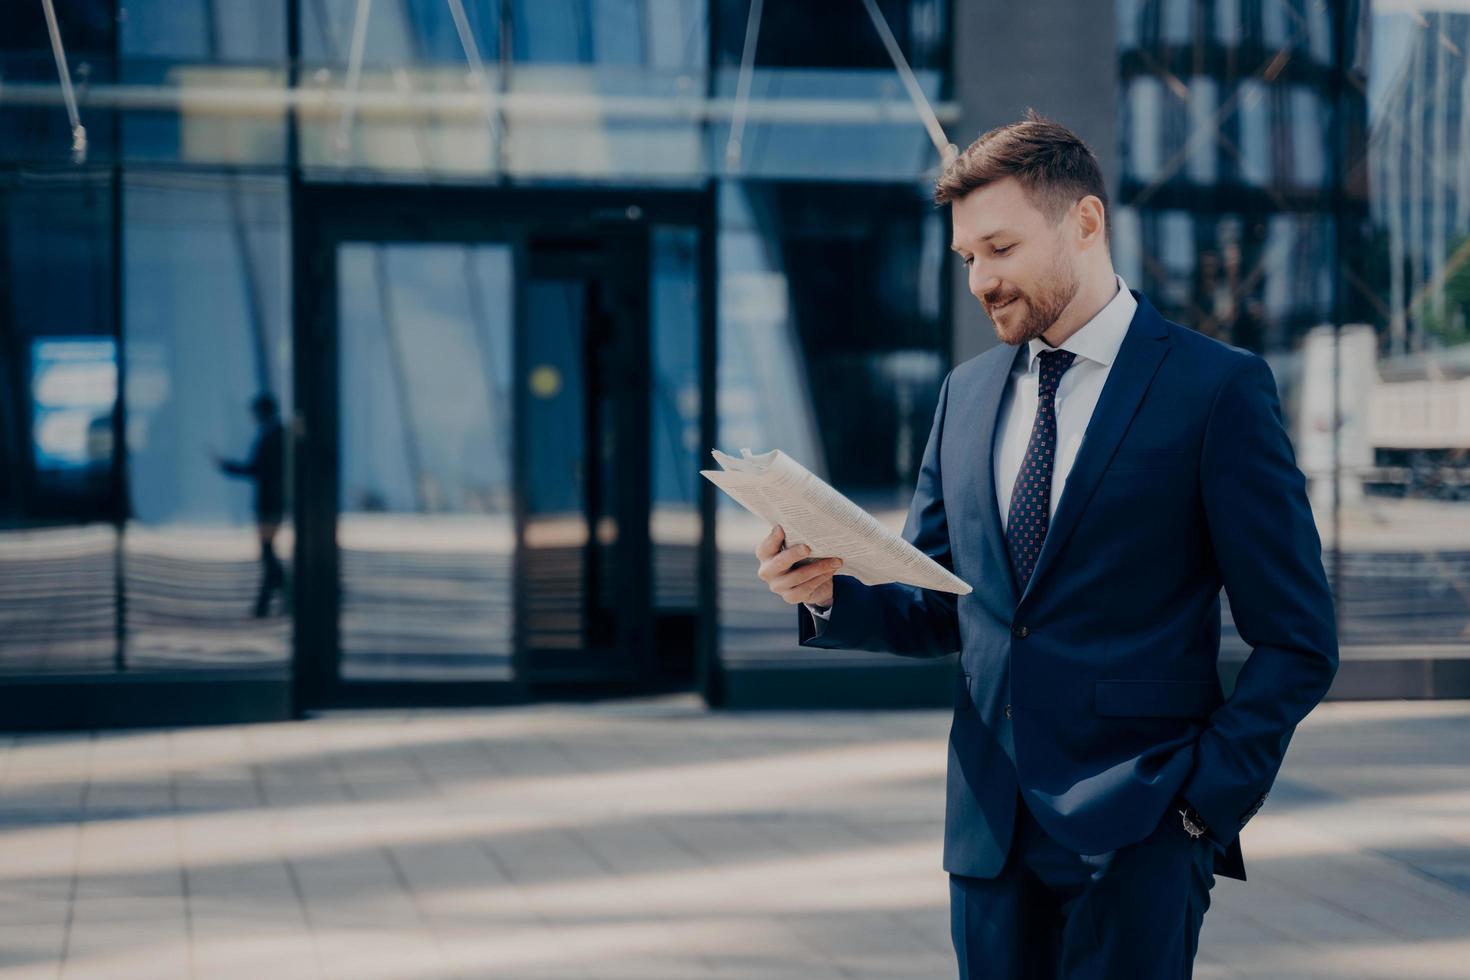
(807, 275, 1137, 621)
(993, 274, 1136, 533)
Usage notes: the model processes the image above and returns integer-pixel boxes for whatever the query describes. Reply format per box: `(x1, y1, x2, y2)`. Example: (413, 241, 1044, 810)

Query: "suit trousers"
(949, 789, 1215, 979)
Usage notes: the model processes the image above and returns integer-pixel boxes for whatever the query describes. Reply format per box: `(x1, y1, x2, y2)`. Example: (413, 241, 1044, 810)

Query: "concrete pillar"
(948, 1, 1119, 368)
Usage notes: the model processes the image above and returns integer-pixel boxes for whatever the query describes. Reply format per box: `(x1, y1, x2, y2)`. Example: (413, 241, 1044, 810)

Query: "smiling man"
(754, 109, 1339, 979)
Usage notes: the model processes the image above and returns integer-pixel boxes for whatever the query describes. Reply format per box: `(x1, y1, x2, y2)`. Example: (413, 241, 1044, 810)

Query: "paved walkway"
(0, 698, 1466, 979)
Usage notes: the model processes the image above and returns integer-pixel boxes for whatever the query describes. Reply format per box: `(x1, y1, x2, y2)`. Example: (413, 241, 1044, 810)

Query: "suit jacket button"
(1004, 704, 1013, 719)
(1012, 624, 1030, 637)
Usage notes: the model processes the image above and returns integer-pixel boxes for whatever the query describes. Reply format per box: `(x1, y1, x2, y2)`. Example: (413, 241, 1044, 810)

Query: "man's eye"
(994, 244, 1014, 255)
(959, 255, 973, 267)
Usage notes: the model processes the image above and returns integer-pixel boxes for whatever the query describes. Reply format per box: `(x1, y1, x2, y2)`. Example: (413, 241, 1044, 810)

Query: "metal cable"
(445, 0, 504, 164)
(725, 0, 764, 172)
(858, 0, 955, 166)
(335, 0, 374, 160)
(39, 0, 86, 163)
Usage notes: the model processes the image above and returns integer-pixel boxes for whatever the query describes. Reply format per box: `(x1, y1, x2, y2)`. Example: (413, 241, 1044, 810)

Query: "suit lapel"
(960, 342, 1027, 608)
(1016, 291, 1171, 606)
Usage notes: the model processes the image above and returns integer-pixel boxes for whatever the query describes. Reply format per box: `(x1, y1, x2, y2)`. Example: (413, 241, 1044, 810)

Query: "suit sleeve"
(1180, 354, 1339, 849)
(797, 369, 962, 658)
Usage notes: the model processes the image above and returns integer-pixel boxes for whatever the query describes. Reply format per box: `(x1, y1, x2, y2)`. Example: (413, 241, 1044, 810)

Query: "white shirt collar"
(1023, 274, 1138, 373)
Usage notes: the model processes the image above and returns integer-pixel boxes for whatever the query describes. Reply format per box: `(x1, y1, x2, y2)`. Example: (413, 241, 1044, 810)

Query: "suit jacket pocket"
(1094, 679, 1221, 719)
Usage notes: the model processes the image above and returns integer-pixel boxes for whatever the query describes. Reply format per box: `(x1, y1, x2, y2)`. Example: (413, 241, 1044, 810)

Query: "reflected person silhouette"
(213, 393, 287, 618)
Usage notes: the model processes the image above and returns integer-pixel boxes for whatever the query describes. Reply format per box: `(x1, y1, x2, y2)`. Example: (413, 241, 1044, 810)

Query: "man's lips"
(989, 296, 1019, 315)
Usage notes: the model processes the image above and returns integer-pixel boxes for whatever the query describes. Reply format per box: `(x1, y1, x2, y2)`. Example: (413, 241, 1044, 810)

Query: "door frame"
(290, 183, 716, 711)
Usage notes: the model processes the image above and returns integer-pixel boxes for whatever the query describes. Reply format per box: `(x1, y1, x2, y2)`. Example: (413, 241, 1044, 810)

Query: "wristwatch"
(1175, 797, 1210, 840)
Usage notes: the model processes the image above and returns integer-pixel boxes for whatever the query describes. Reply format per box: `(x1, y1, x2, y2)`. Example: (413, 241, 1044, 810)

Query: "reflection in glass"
(651, 225, 701, 616)
(0, 176, 120, 674)
(520, 242, 652, 677)
(116, 1, 288, 167)
(1117, 1, 1470, 654)
(213, 393, 288, 618)
(123, 174, 292, 670)
(716, 182, 946, 666)
(297, 0, 710, 180)
(337, 242, 514, 680)
(0, 7, 117, 166)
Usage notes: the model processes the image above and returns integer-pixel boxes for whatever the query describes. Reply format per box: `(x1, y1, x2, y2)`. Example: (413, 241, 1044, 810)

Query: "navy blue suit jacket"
(799, 290, 1338, 883)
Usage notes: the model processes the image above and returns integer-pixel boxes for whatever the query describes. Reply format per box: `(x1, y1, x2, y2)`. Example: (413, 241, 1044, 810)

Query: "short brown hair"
(934, 108, 1109, 241)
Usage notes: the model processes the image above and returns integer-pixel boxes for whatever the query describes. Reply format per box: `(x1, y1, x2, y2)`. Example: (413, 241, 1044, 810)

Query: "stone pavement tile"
(0, 782, 87, 816)
(1215, 871, 1402, 947)
(889, 905, 954, 953)
(288, 851, 426, 930)
(73, 813, 181, 881)
(429, 925, 594, 979)
(172, 765, 264, 812)
(1246, 843, 1470, 942)
(188, 933, 323, 980)
(82, 775, 171, 816)
(308, 928, 452, 980)
(1205, 937, 1469, 980)
(185, 862, 315, 933)
(562, 818, 702, 879)
(0, 965, 73, 980)
(0, 921, 67, 969)
(786, 910, 953, 978)
(0, 892, 70, 929)
(57, 927, 190, 980)
(388, 837, 521, 922)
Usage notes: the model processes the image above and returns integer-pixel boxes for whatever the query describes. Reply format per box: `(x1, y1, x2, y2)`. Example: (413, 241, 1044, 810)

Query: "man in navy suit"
(755, 110, 1338, 978)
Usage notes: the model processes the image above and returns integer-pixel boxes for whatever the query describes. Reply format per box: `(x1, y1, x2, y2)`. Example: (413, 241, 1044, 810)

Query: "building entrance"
(293, 187, 703, 709)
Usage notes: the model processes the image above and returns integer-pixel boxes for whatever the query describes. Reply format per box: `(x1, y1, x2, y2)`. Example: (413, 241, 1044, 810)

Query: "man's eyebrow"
(951, 231, 1013, 251)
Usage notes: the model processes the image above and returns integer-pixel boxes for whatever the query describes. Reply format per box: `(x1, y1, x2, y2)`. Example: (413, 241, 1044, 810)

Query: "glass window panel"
(1113, 0, 1470, 655)
(0, 174, 120, 675)
(707, 67, 951, 182)
(122, 173, 292, 670)
(714, 0, 947, 73)
(0, 5, 118, 166)
(1161, 0, 1190, 45)
(1236, 79, 1270, 186)
(651, 225, 701, 614)
(1187, 77, 1219, 185)
(120, 0, 286, 62)
(1128, 76, 1162, 182)
(1290, 86, 1326, 188)
(117, 2, 288, 167)
(1117, 0, 1143, 50)
(1215, 0, 1241, 46)
(1261, 0, 1292, 50)
(716, 181, 946, 667)
(303, 0, 500, 65)
(337, 242, 514, 681)
(1306, 0, 1333, 64)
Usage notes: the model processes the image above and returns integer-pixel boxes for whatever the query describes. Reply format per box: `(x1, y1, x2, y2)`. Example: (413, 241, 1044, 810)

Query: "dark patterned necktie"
(1005, 348, 1078, 592)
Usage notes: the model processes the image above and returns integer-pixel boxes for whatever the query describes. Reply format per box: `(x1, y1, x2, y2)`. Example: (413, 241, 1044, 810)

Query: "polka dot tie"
(1005, 348, 1077, 593)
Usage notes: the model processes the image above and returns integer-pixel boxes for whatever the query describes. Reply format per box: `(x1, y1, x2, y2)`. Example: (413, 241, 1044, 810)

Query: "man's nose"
(970, 266, 999, 300)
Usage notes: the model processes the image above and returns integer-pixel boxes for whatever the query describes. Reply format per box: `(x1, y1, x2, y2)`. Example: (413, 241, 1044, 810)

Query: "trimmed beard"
(998, 252, 1082, 347)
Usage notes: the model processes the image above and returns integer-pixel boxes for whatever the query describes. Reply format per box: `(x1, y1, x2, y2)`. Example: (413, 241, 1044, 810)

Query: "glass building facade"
(1116, 0, 1470, 696)
(2, 0, 1464, 728)
(0, 0, 956, 725)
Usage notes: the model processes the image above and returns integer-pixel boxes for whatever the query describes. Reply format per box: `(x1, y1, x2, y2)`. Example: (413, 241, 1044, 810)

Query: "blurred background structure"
(2, 0, 1470, 730)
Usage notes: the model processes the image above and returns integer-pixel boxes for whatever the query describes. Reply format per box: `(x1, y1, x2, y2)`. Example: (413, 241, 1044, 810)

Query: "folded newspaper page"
(701, 448, 972, 595)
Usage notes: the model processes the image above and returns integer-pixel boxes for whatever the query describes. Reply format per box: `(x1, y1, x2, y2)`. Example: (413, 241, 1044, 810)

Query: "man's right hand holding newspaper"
(756, 524, 843, 610)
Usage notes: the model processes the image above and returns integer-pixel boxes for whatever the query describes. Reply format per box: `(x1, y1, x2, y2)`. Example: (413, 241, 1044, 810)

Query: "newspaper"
(701, 448, 972, 595)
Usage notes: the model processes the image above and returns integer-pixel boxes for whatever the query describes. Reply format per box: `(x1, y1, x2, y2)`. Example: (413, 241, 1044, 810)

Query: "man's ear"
(1074, 195, 1106, 249)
